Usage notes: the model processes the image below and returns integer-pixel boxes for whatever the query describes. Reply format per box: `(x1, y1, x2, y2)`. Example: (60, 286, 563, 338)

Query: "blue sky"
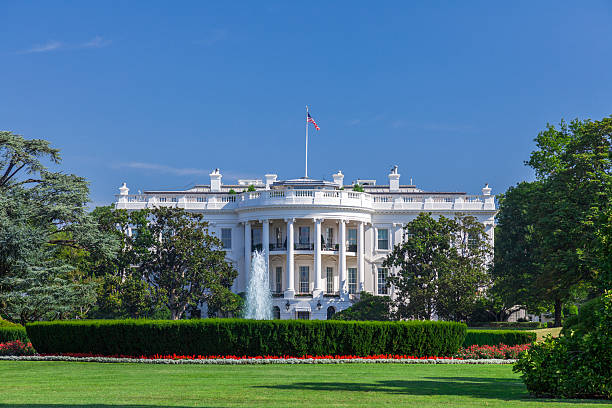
(2, 1, 611, 206)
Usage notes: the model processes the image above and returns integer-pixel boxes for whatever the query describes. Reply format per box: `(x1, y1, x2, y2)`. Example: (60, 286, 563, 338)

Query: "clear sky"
(2, 1, 611, 206)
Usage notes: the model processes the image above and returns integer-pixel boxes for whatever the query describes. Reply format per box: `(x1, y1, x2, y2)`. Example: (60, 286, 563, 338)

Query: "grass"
(0, 361, 607, 407)
(532, 327, 562, 341)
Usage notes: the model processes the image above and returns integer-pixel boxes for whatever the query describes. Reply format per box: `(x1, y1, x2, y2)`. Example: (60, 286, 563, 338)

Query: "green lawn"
(0, 361, 606, 407)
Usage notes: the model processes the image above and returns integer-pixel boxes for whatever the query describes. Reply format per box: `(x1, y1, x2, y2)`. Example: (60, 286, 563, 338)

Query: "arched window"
(327, 306, 336, 320)
(272, 306, 281, 320)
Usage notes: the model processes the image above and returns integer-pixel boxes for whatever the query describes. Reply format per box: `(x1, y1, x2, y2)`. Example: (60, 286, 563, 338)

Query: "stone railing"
(116, 190, 495, 211)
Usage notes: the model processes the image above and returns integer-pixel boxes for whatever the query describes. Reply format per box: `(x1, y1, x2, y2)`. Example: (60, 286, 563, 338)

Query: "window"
(272, 306, 281, 320)
(197, 197, 204, 203)
(275, 227, 282, 245)
(221, 228, 232, 249)
(377, 228, 389, 250)
(159, 197, 167, 202)
(171, 197, 177, 202)
(299, 266, 309, 293)
(468, 233, 478, 250)
(297, 311, 310, 320)
(377, 267, 388, 295)
(325, 227, 334, 250)
(296, 226, 311, 250)
(327, 306, 336, 320)
(275, 267, 282, 293)
(251, 228, 262, 251)
(347, 229, 357, 252)
(348, 267, 357, 294)
(299, 227, 310, 244)
(326, 267, 334, 293)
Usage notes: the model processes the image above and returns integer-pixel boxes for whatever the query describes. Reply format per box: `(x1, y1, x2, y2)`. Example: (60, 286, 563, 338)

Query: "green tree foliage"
(135, 207, 239, 320)
(0, 132, 118, 324)
(494, 117, 611, 326)
(384, 213, 491, 321)
(514, 290, 612, 399)
(330, 292, 390, 321)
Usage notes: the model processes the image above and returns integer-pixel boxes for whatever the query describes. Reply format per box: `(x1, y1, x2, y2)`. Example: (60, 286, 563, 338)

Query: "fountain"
(244, 250, 273, 319)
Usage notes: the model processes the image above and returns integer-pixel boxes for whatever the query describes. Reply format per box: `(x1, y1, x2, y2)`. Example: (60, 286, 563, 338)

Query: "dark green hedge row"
(470, 321, 545, 329)
(26, 319, 467, 357)
(464, 329, 536, 346)
(0, 326, 29, 343)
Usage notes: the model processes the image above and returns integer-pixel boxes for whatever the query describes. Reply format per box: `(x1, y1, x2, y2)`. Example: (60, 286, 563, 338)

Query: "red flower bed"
(454, 343, 531, 359)
(40, 352, 463, 361)
(0, 340, 36, 356)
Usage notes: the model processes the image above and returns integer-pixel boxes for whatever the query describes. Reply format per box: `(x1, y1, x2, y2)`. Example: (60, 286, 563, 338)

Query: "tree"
(495, 117, 612, 326)
(136, 207, 239, 320)
(383, 213, 491, 321)
(330, 292, 391, 321)
(492, 181, 552, 317)
(0, 132, 118, 324)
(435, 215, 492, 322)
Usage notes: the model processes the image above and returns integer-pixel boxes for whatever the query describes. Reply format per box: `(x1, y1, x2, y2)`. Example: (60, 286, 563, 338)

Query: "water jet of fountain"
(244, 250, 273, 319)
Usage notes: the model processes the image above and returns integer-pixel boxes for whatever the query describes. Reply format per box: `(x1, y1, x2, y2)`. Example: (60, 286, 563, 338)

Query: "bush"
(26, 319, 466, 357)
(463, 330, 536, 347)
(469, 321, 545, 329)
(0, 319, 29, 343)
(514, 291, 612, 399)
(330, 292, 390, 321)
(0, 340, 36, 356)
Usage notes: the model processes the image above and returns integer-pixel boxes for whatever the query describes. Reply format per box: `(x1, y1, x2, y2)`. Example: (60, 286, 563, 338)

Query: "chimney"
(482, 183, 492, 196)
(264, 174, 278, 190)
(332, 170, 344, 188)
(388, 165, 400, 192)
(210, 168, 222, 192)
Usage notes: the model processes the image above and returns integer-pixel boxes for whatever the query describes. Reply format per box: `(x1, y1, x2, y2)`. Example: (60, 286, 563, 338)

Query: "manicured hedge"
(0, 326, 29, 343)
(0, 319, 29, 343)
(470, 322, 545, 329)
(26, 319, 467, 357)
(463, 329, 536, 347)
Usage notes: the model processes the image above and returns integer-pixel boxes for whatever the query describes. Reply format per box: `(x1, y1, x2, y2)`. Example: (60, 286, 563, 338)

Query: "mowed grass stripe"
(0, 361, 605, 408)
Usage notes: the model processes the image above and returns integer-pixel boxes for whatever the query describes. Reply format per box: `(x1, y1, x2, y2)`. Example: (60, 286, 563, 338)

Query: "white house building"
(115, 167, 496, 320)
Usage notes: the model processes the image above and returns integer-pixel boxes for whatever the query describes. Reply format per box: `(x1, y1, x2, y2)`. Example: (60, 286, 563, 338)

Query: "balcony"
(295, 242, 314, 250)
(321, 243, 339, 251)
(269, 243, 286, 251)
(116, 189, 495, 212)
(346, 243, 357, 252)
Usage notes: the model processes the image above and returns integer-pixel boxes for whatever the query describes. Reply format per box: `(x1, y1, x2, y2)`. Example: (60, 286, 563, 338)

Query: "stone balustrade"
(116, 189, 494, 211)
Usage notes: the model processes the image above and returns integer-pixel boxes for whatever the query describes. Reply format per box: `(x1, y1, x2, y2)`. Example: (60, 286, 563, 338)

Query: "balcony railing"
(269, 243, 286, 251)
(347, 243, 357, 252)
(295, 243, 314, 250)
(322, 243, 339, 251)
(116, 189, 495, 212)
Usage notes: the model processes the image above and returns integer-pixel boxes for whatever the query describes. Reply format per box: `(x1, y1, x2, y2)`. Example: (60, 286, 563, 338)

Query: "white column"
(358, 221, 365, 292)
(262, 219, 270, 278)
(244, 221, 251, 288)
(284, 218, 295, 298)
(314, 218, 323, 296)
(339, 219, 347, 298)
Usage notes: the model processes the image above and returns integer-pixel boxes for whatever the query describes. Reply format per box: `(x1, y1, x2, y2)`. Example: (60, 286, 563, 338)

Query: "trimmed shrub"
(26, 319, 466, 357)
(463, 330, 536, 346)
(0, 319, 28, 343)
(469, 321, 544, 329)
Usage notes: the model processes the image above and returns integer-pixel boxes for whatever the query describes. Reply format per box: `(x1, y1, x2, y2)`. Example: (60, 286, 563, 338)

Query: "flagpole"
(305, 105, 309, 178)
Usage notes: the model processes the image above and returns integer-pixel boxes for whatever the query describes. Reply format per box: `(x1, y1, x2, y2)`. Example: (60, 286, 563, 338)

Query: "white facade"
(115, 167, 496, 320)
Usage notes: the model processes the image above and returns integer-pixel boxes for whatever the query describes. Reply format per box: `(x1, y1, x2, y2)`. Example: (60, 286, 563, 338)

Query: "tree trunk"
(554, 298, 562, 327)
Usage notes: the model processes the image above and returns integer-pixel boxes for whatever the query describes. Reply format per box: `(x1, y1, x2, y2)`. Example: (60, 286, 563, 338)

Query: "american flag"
(307, 113, 320, 130)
